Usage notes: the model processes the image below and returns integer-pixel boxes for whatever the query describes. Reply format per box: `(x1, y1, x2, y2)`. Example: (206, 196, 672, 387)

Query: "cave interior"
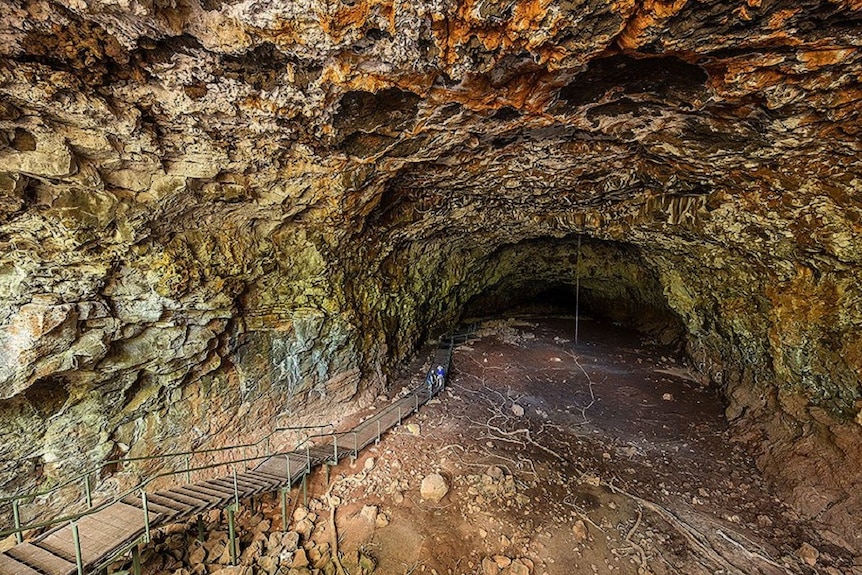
(0, 0, 861, 572)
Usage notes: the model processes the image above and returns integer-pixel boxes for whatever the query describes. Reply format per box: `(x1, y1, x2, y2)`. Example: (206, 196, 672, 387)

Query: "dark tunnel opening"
(455, 238, 687, 349)
(462, 282, 580, 318)
(462, 281, 686, 349)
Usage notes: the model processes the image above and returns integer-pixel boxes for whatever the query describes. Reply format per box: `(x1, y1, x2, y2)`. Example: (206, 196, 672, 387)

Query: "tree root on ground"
(605, 480, 791, 575)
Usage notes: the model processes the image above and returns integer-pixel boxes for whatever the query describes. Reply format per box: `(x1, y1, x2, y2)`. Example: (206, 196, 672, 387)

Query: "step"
(306, 447, 334, 459)
(181, 483, 236, 501)
(169, 486, 226, 505)
(28, 541, 75, 566)
(245, 469, 289, 483)
(152, 490, 209, 512)
(255, 459, 304, 481)
(121, 495, 178, 518)
(0, 554, 45, 575)
(210, 477, 265, 493)
(6, 544, 74, 575)
(195, 481, 241, 497)
(230, 472, 271, 486)
(236, 473, 278, 488)
(144, 493, 192, 513)
(207, 478, 256, 496)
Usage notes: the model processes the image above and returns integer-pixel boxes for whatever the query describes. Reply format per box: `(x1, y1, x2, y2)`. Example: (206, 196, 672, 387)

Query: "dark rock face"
(0, 0, 860, 553)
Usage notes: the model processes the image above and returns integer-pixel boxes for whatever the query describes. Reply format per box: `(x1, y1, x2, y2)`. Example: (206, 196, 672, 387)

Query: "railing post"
(305, 446, 310, 473)
(280, 488, 289, 532)
(12, 499, 22, 543)
(141, 490, 151, 542)
(302, 474, 307, 506)
(376, 420, 381, 444)
(186, 453, 192, 483)
(398, 407, 402, 426)
(84, 474, 92, 508)
(332, 435, 338, 466)
(232, 467, 240, 510)
(71, 521, 84, 575)
(353, 432, 358, 462)
(227, 506, 238, 566)
(197, 514, 205, 543)
(132, 544, 142, 575)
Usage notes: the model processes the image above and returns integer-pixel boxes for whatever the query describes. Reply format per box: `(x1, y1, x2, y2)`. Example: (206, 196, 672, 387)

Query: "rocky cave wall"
(0, 0, 860, 553)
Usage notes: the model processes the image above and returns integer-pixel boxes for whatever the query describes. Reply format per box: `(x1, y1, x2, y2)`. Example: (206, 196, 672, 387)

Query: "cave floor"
(139, 317, 859, 575)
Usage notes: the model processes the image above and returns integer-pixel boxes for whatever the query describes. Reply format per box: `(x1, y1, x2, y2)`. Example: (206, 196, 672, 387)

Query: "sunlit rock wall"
(0, 0, 860, 552)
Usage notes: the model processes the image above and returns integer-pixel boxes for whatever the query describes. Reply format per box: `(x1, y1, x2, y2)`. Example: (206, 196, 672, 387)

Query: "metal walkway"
(0, 332, 468, 575)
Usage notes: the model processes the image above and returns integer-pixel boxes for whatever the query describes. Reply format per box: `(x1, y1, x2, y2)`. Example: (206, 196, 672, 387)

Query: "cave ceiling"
(0, 0, 858, 260)
(0, 0, 860, 402)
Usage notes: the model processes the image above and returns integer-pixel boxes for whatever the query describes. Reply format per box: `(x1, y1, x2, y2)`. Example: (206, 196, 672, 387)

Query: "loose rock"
(420, 473, 449, 502)
(572, 520, 588, 543)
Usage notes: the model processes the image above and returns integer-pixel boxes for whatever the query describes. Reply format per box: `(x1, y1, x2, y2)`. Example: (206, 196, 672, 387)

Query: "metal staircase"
(0, 330, 470, 575)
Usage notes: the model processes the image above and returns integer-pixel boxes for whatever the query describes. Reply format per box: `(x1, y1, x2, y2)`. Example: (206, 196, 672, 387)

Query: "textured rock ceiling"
(0, 0, 861, 553)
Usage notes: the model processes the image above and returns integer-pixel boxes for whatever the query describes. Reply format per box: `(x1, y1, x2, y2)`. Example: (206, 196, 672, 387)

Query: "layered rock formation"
(0, 0, 860, 554)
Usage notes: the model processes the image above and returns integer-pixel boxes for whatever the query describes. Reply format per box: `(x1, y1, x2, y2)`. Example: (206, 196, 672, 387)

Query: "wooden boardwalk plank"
(0, 554, 46, 575)
(92, 502, 156, 531)
(230, 474, 271, 487)
(7, 543, 75, 575)
(121, 495, 178, 518)
(245, 468, 287, 480)
(208, 475, 255, 488)
(54, 513, 141, 563)
(195, 483, 242, 500)
(258, 453, 306, 469)
(180, 484, 234, 501)
(169, 487, 225, 505)
(235, 474, 278, 489)
(244, 469, 289, 483)
(248, 469, 286, 482)
(212, 477, 266, 495)
(207, 478, 254, 494)
(0, 340, 460, 575)
(35, 537, 79, 564)
(255, 455, 308, 480)
(39, 528, 115, 566)
(145, 493, 191, 513)
(154, 490, 209, 510)
(231, 473, 270, 489)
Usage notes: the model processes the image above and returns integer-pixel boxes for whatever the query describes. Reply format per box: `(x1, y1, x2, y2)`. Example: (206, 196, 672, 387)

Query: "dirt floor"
(139, 316, 862, 575)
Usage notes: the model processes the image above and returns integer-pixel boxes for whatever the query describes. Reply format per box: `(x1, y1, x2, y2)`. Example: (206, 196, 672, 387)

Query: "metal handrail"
(0, 441, 318, 539)
(0, 422, 335, 506)
(0, 385, 432, 540)
(0, 325, 471, 545)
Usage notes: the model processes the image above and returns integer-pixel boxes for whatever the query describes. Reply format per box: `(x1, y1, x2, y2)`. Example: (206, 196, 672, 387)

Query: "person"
(426, 370, 435, 395)
(435, 365, 445, 390)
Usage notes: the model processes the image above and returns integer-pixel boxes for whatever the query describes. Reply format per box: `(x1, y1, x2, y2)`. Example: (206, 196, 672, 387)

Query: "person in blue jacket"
(435, 365, 446, 390)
